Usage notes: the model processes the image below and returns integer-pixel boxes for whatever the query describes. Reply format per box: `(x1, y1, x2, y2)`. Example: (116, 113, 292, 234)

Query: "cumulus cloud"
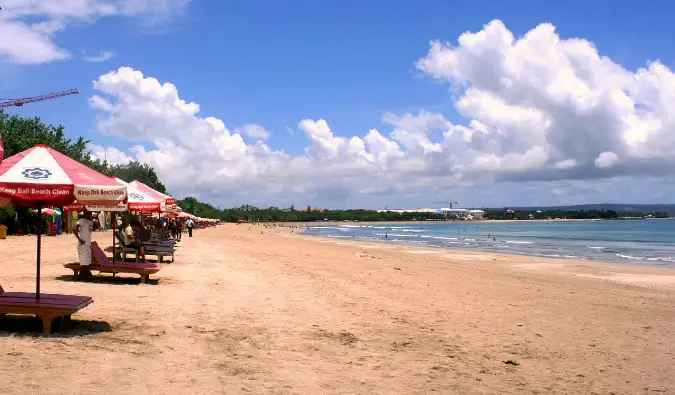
(83, 50, 115, 63)
(235, 124, 271, 141)
(416, 19, 675, 183)
(0, 0, 190, 64)
(88, 19, 675, 206)
(87, 143, 133, 165)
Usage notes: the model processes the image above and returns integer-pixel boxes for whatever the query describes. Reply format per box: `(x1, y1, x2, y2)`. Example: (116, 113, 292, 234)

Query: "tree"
(108, 161, 168, 194)
(0, 110, 104, 169)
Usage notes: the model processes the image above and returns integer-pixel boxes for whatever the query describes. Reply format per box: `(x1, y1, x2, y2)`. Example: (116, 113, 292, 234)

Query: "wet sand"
(1, 225, 674, 394)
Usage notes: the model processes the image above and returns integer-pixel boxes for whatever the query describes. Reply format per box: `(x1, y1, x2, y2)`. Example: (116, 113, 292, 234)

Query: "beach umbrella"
(0, 144, 128, 299)
(113, 177, 162, 212)
(129, 180, 175, 206)
(33, 208, 61, 216)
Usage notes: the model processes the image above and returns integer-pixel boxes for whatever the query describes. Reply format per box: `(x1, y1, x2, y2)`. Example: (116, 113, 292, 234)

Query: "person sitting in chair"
(124, 219, 147, 262)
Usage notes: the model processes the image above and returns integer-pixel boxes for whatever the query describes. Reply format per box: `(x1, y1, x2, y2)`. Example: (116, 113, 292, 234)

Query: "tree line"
(485, 209, 669, 220)
(0, 111, 669, 234)
(0, 111, 175, 234)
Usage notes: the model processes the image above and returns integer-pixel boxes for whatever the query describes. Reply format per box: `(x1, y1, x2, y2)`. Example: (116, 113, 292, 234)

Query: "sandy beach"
(1, 225, 674, 394)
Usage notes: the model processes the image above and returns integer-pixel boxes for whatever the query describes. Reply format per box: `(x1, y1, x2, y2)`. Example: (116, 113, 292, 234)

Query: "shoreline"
(293, 221, 675, 268)
(286, 217, 673, 227)
(285, 228, 675, 283)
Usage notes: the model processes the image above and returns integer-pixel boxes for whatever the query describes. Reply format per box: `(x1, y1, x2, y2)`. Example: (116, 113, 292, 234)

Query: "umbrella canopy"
(113, 178, 161, 212)
(0, 144, 127, 208)
(63, 201, 128, 212)
(33, 208, 62, 216)
(129, 180, 175, 205)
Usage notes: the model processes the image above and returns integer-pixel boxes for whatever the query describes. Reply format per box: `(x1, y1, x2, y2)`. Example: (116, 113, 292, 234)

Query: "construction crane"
(433, 200, 458, 209)
(0, 88, 79, 108)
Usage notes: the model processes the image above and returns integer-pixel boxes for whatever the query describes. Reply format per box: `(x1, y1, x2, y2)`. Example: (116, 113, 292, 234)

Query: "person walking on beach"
(186, 218, 194, 237)
(74, 210, 93, 268)
(176, 220, 183, 241)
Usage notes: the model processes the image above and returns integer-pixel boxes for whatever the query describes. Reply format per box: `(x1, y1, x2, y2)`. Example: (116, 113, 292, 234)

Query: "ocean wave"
(616, 254, 645, 260)
(421, 235, 458, 240)
(375, 233, 417, 238)
(505, 240, 533, 244)
(587, 246, 605, 249)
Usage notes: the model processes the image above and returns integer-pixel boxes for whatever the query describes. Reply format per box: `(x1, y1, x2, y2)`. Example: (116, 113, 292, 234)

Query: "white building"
(377, 207, 485, 220)
(469, 209, 485, 219)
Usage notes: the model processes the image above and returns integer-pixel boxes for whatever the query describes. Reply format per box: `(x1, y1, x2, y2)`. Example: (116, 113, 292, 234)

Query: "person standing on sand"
(186, 218, 194, 237)
(74, 210, 93, 267)
(176, 220, 183, 241)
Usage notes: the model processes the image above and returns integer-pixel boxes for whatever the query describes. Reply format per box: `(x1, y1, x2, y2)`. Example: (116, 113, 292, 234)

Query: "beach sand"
(1, 225, 674, 394)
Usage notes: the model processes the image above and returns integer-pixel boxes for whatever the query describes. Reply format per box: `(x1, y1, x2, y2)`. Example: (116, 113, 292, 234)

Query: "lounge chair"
(63, 242, 161, 284)
(0, 285, 93, 335)
(143, 242, 175, 263)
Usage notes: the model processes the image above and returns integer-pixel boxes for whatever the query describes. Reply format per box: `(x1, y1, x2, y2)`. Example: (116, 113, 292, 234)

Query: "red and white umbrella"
(129, 180, 175, 205)
(113, 177, 161, 212)
(0, 144, 127, 208)
(63, 178, 161, 213)
(0, 144, 128, 299)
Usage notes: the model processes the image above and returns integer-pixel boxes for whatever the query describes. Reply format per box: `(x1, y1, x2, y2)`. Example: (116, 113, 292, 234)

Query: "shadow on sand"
(54, 274, 160, 286)
(0, 315, 112, 337)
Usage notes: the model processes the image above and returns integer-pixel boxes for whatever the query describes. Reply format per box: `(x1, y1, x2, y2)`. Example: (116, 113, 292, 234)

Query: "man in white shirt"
(74, 210, 93, 267)
(186, 218, 194, 237)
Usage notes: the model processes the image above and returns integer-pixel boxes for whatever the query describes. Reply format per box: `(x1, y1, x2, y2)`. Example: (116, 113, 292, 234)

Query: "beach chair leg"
(39, 314, 57, 336)
(140, 275, 147, 284)
(72, 269, 80, 280)
(159, 256, 163, 263)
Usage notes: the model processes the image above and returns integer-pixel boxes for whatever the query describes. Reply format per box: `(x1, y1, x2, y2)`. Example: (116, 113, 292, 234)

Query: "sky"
(2, 0, 675, 209)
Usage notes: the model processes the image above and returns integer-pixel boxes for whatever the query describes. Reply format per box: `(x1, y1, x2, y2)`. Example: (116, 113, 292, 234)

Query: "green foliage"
(216, 206, 446, 223)
(108, 162, 167, 194)
(0, 111, 169, 233)
(175, 196, 222, 220)
(485, 209, 669, 220)
(1, 110, 671, 233)
(0, 110, 104, 169)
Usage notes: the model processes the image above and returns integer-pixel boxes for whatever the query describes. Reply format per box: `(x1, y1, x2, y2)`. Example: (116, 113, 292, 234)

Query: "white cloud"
(415, 19, 675, 183)
(87, 19, 675, 206)
(235, 124, 271, 140)
(0, 0, 190, 64)
(83, 50, 115, 63)
(87, 143, 133, 165)
(594, 151, 619, 169)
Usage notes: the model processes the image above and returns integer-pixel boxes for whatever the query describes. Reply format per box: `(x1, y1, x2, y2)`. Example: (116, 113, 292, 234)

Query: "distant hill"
(485, 204, 675, 215)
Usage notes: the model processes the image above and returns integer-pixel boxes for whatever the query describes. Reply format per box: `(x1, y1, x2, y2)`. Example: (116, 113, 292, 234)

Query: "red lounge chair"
(0, 288, 93, 335)
(63, 241, 161, 284)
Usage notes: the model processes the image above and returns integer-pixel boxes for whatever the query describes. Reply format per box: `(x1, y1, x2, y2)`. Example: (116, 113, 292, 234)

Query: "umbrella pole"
(112, 212, 116, 266)
(36, 204, 42, 300)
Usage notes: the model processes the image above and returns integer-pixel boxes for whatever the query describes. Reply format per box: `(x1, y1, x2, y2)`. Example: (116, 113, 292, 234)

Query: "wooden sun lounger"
(64, 242, 161, 284)
(143, 243, 175, 263)
(0, 290, 93, 335)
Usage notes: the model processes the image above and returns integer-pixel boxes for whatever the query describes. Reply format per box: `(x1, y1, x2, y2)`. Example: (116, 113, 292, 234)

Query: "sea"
(302, 220, 675, 266)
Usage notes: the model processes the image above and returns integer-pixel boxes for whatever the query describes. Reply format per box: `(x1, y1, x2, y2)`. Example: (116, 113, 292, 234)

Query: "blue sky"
(2, 1, 675, 208)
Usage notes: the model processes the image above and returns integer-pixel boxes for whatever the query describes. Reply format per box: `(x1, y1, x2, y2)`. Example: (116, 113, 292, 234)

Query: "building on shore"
(376, 207, 485, 220)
